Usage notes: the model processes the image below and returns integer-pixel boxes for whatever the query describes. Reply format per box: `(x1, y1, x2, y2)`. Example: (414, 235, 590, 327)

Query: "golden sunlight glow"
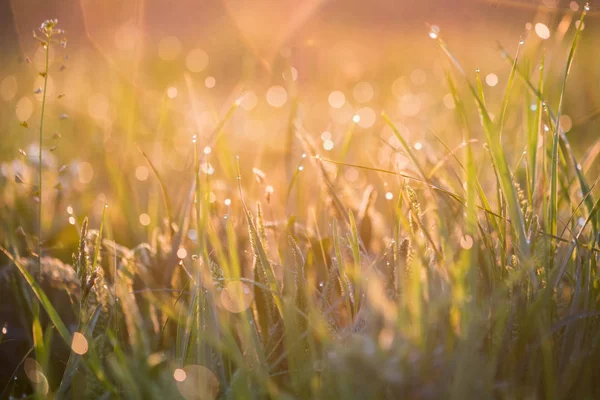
(0, 75, 17, 101)
(266, 86, 287, 108)
(356, 107, 376, 128)
(16, 96, 34, 121)
(330, 103, 354, 124)
(88, 93, 110, 119)
(328, 91, 345, 108)
(240, 91, 258, 110)
(392, 77, 408, 99)
(114, 24, 141, 51)
(186, 49, 209, 73)
(353, 82, 374, 103)
(220, 282, 253, 313)
(410, 69, 427, 85)
(443, 93, 455, 109)
(78, 162, 94, 184)
(135, 166, 149, 181)
(158, 36, 183, 61)
(399, 94, 421, 116)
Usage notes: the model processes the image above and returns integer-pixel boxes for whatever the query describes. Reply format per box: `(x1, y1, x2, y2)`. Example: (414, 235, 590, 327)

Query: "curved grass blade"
(435, 34, 529, 257)
(136, 145, 174, 234)
(498, 41, 596, 234)
(549, 7, 588, 239)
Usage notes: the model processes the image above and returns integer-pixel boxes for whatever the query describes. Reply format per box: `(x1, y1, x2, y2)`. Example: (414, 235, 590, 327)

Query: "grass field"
(1, 2, 600, 399)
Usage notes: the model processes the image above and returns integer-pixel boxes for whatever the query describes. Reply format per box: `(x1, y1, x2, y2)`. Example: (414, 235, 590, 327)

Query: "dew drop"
(428, 25, 440, 39)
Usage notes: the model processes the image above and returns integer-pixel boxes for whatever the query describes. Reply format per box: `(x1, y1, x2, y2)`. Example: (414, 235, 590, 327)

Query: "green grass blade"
(549, 8, 587, 239)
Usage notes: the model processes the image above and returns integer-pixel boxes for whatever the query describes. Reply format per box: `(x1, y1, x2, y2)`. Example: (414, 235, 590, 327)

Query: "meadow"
(1, 1, 600, 399)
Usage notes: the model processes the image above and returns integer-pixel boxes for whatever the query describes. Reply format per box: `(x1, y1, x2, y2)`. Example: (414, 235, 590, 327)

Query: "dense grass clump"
(1, 9, 600, 399)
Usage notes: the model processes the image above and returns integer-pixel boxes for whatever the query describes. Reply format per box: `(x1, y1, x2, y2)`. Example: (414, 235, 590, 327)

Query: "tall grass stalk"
(37, 26, 51, 279)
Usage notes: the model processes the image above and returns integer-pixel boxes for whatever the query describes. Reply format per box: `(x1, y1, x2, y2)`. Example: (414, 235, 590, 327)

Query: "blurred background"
(0, 0, 599, 251)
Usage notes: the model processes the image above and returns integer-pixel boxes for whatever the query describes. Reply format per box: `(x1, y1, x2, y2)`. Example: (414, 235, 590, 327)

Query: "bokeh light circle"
(220, 282, 253, 313)
(186, 49, 209, 73)
(176, 365, 219, 400)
